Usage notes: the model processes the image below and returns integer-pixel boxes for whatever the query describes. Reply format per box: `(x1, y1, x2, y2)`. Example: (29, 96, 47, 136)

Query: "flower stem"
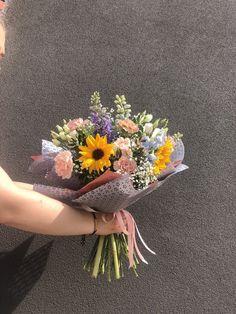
(120, 233, 139, 277)
(100, 236, 108, 275)
(92, 235, 105, 278)
(83, 236, 99, 272)
(107, 237, 112, 282)
(110, 234, 120, 280)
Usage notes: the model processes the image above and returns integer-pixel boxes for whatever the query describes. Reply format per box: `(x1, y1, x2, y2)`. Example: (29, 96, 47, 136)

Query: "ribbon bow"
(102, 208, 156, 268)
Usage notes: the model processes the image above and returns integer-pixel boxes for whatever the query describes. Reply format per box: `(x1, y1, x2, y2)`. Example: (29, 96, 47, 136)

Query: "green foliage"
(114, 94, 131, 119)
(133, 110, 153, 126)
(90, 91, 108, 116)
(173, 132, 183, 141)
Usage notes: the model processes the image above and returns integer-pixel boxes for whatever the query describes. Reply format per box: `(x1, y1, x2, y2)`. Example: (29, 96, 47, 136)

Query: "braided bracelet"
(89, 212, 98, 235)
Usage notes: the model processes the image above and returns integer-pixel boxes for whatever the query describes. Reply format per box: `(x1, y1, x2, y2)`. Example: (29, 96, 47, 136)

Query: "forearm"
(2, 187, 96, 236)
(0, 166, 119, 236)
(0, 167, 93, 235)
(13, 181, 34, 190)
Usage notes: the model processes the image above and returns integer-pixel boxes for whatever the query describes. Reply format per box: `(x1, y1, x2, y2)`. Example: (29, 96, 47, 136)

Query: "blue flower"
(147, 153, 157, 163)
(141, 136, 158, 150)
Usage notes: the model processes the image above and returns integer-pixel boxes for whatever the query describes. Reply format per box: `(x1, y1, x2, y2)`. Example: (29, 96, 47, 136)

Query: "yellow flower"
(153, 138, 174, 175)
(77, 134, 115, 174)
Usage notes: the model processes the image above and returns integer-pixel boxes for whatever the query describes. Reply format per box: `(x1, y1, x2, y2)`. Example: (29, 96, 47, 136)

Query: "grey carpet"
(0, 0, 235, 313)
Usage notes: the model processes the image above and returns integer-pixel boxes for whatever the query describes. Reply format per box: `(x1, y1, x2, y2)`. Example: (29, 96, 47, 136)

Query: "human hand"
(94, 212, 126, 236)
(0, 21, 5, 58)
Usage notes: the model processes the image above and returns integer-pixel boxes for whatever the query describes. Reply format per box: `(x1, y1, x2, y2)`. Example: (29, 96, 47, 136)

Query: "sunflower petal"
(79, 146, 92, 152)
(86, 135, 96, 148)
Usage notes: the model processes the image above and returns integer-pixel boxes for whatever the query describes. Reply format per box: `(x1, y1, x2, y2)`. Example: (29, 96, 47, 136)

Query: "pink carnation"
(118, 119, 139, 134)
(67, 118, 90, 131)
(113, 156, 137, 174)
(54, 150, 73, 179)
(114, 137, 132, 157)
(114, 137, 130, 150)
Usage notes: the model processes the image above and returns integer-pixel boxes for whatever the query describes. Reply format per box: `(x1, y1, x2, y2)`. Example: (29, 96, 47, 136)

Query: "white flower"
(151, 128, 166, 147)
(143, 114, 153, 123)
(144, 123, 153, 135)
(151, 128, 162, 139)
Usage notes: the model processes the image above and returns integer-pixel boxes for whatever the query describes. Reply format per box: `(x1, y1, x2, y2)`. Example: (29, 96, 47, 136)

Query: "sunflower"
(153, 137, 174, 175)
(77, 134, 115, 174)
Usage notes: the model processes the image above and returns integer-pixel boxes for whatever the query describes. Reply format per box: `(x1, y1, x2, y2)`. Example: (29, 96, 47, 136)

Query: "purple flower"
(90, 112, 114, 142)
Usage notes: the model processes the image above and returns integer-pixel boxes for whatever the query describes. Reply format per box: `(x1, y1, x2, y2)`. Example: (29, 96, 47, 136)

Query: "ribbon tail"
(114, 211, 128, 235)
(134, 221, 156, 255)
(132, 219, 149, 265)
(125, 211, 134, 268)
(115, 208, 156, 269)
(121, 209, 149, 268)
(128, 232, 134, 268)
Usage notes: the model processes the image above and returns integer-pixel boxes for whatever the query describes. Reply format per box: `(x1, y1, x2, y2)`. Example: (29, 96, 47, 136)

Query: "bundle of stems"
(83, 233, 139, 281)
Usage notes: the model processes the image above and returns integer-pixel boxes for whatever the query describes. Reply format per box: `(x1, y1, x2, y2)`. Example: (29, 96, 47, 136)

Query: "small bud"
(52, 139, 61, 146)
(59, 131, 66, 140)
(63, 124, 70, 133)
(56, 125, 64, 132)
(66, 135, 73, 142)
(50, 130, 59, 139)
(152, 119, 160, 129)
(143, 114, 153, 123)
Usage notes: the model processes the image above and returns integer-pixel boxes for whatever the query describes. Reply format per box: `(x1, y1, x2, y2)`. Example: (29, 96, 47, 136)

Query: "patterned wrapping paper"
(71, 163, 188, 213)
(29, 139, 188, 213)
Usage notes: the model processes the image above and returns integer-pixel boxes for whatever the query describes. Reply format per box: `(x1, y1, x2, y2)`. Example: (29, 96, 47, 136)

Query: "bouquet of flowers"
(28, 91, 188, 281)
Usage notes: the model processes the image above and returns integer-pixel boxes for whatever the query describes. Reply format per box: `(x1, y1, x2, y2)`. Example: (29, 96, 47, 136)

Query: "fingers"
(95, 212, 126, 235)
(0, 1, 5, 11)
(0, 48, 4, 58)
(0, 21, 5, 58)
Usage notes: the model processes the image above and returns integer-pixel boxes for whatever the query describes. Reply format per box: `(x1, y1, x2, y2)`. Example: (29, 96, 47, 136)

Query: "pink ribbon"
(102, 209, 156, 268)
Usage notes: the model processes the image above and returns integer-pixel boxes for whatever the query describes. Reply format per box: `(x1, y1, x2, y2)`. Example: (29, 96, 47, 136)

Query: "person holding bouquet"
(0, 0, 123, 237)
(0, 1, 187, 280)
